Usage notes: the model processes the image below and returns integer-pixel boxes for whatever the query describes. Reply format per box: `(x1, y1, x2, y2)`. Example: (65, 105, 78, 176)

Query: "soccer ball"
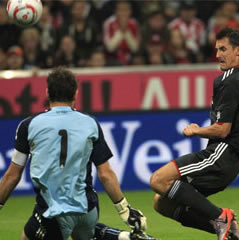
(6, 0, 43, 27)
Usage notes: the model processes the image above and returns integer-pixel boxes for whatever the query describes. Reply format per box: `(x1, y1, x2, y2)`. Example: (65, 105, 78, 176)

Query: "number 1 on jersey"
(58, 129, 68, 168)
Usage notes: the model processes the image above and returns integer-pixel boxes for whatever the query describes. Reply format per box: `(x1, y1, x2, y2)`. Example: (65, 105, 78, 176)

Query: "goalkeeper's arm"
(97, 161, 147, 231)
(0, 150, 27, 209)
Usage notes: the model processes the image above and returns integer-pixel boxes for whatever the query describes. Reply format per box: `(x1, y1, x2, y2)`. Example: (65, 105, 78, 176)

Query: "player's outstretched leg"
(94, 222, 122, 240)
(153, 193, 216, 233)
(130, 229, 159, 240)
(94, 223, 160, 240)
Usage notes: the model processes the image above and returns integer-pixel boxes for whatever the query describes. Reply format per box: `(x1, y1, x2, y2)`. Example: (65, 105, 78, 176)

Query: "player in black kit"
(150, 27, 239, 240)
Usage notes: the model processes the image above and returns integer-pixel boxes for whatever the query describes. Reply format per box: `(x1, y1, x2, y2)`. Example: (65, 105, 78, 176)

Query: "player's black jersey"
(208, 67, 239, 153)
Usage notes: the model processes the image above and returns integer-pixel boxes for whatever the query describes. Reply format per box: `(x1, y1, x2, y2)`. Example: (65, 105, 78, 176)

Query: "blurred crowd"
(0, 0, 239, 70)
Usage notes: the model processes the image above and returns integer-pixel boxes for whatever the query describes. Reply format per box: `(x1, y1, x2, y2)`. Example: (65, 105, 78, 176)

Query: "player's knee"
(150, 170, 167, 195)
(151, 162, 180, 195)
(153, 194, 161, 212)
(150, 172, 161, 193)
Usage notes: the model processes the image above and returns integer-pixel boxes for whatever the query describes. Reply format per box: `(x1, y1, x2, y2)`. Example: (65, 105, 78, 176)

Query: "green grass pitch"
(0, 188, 238, 240)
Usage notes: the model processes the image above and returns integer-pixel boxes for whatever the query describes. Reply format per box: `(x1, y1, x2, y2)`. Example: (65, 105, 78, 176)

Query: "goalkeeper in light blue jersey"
(0, 67, 147, 240)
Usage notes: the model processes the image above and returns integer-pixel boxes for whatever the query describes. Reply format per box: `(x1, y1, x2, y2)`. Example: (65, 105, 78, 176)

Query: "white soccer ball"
(6, 0, 43, 27)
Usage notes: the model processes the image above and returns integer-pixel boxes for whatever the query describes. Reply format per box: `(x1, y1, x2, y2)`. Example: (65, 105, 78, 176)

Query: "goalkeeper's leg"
(95, 223, 131, 240)
(94, 223, 159, 240)
(153, 194, 215, 233)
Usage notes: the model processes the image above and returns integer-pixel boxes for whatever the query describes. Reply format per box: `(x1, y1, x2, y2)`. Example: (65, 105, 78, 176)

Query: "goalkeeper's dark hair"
(216, 27, 239, 48)
(47, 66, 78, 103)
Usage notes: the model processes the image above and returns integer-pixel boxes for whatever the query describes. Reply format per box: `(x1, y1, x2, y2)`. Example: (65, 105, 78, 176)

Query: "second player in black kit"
(150, 27, 239, 240)
(210, 67, 239, 153)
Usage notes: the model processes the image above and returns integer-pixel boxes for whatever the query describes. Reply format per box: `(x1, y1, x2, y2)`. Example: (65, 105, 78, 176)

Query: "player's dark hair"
(216, 27, 239, 48)
(115, 0, 131, 9)
(47, 67, 78, 103)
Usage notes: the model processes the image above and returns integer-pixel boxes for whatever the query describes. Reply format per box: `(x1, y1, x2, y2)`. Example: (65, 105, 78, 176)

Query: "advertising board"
(0, 68, 220, 117)
(1, 110, 238, 195)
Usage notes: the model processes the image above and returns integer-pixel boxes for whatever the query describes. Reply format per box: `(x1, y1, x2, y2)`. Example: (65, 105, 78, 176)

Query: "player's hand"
(114, 197, 147, 231)
(127, 206, 147, 231)
(183, 123, 200, 137)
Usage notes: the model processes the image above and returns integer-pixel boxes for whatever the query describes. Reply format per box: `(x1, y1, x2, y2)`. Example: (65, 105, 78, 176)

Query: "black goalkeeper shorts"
(24, 207, 63, 240)
(173, 142, 239, 196)
(24, 194, 63, 240)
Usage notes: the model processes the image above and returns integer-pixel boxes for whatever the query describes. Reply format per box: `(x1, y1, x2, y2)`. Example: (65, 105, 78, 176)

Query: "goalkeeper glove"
(114, 197, 147, 231)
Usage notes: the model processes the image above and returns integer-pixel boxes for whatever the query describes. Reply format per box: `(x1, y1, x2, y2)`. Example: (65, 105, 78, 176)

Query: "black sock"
(167, 180, 222, 220)
(95, 222, 121, 240)
(173, 205, 215, 233)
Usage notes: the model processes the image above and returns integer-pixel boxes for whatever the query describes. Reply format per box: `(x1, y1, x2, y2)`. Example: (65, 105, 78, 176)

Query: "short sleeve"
(15, 118, 31, 154)
(216, 82, 239, 122)
(90, 121, 113, 167)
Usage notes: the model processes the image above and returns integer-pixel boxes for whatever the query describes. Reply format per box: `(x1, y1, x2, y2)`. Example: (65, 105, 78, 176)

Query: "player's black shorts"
(24, 188, 100, 240)
(174, 142, 239, 196)
(24, 197, 63, 240)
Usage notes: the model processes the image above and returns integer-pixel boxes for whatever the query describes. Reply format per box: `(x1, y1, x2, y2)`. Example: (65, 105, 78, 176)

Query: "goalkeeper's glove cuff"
(114, 197, 147, 231)
(114, 197, 129, 213)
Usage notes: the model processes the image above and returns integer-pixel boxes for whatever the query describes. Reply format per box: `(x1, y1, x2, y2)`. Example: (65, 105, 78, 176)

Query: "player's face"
(215, 37, 239, 71)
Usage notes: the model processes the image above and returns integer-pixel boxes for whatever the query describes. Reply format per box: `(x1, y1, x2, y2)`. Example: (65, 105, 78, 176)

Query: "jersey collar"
(49, 106, 74, 112)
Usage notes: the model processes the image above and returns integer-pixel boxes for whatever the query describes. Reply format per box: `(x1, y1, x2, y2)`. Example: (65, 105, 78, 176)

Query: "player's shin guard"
(176, 206, 215, 233)
(155, 195, 215, 234)
(167, 180, 222, 220)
